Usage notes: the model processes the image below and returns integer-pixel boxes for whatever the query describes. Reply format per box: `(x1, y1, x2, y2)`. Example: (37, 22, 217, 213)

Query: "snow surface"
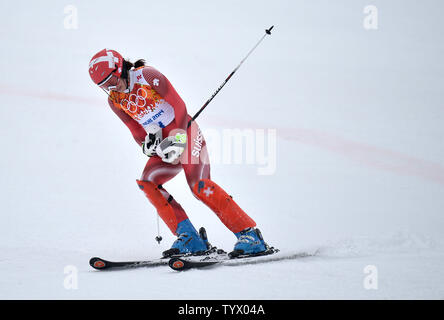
(1, 0, 444, 299)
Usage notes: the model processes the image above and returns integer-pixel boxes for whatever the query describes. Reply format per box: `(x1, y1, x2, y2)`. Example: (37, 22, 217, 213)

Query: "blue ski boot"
(162, 219, 210, 258)
(229, 227, 269, 258)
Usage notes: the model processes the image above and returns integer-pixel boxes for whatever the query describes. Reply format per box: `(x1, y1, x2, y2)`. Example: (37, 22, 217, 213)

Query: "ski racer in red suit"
(88, 49, 270, 257)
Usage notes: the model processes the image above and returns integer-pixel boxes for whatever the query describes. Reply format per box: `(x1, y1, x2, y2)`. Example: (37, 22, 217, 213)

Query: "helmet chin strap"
(99, 77, 130, 101)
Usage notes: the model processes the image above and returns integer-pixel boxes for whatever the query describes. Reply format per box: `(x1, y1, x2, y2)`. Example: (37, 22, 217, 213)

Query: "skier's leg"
(137, 156, 208, 256)
(182, 122, 257, 234)
(191, 177, 269, 256)
(137, 156, 186, 235)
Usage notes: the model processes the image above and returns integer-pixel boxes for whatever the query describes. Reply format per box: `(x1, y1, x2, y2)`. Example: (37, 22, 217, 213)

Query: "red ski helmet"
(88, 49, 123, 86)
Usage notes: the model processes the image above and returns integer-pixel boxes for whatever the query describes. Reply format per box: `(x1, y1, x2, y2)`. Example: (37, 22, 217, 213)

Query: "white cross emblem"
(89, 50, 118, 69)
(203, 187, 213, 197)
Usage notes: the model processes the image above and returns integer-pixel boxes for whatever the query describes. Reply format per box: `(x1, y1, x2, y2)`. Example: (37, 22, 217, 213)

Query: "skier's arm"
(142, 67, 188, 132)
(107, 98, 147, 145)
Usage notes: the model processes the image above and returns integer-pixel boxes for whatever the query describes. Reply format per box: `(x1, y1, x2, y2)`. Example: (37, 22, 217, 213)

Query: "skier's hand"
(156, 132, 187, 164)
(142, 124, 163, 157)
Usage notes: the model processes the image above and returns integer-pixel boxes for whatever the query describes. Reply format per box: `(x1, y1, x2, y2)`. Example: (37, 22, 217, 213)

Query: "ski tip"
(169, 258, 189, 271)
(89, 257, 109, 270)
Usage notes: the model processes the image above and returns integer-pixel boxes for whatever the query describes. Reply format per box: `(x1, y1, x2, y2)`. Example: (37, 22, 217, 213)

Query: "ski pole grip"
(266, 25, 274, 35)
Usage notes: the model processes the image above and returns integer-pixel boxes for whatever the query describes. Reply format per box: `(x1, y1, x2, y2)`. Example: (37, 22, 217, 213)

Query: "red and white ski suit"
(108, 66, 255, 235)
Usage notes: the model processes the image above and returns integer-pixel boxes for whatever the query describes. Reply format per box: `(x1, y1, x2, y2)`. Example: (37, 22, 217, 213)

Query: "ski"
(89, 256, 169, 270)
(168, 248, 319, 271)
(90, 248, 318, 271)
(89, 247, 226, 271)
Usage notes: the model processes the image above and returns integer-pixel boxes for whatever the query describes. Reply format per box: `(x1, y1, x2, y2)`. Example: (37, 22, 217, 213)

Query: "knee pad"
(192, 179, 256, 233)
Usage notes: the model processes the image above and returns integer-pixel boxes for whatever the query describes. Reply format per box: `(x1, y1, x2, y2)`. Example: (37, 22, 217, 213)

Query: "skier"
(88, 48, 270, 258)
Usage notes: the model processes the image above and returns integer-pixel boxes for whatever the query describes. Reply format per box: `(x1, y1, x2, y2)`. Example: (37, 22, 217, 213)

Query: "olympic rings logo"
(120, 88, 148, 113)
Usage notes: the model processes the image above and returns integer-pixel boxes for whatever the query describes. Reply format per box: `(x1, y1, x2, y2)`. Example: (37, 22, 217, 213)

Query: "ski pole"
(187, 25, 274, 128)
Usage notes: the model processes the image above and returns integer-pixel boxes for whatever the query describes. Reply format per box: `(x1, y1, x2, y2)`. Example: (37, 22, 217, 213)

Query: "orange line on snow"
(279, 127, 444, 185)
(0, 84, 102, 105)
(204, 116, 444, 186)
(2, 85, 444, 185)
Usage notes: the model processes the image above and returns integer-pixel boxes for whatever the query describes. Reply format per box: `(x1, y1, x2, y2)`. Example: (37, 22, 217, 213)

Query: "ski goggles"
(98, 70, 119, 92)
